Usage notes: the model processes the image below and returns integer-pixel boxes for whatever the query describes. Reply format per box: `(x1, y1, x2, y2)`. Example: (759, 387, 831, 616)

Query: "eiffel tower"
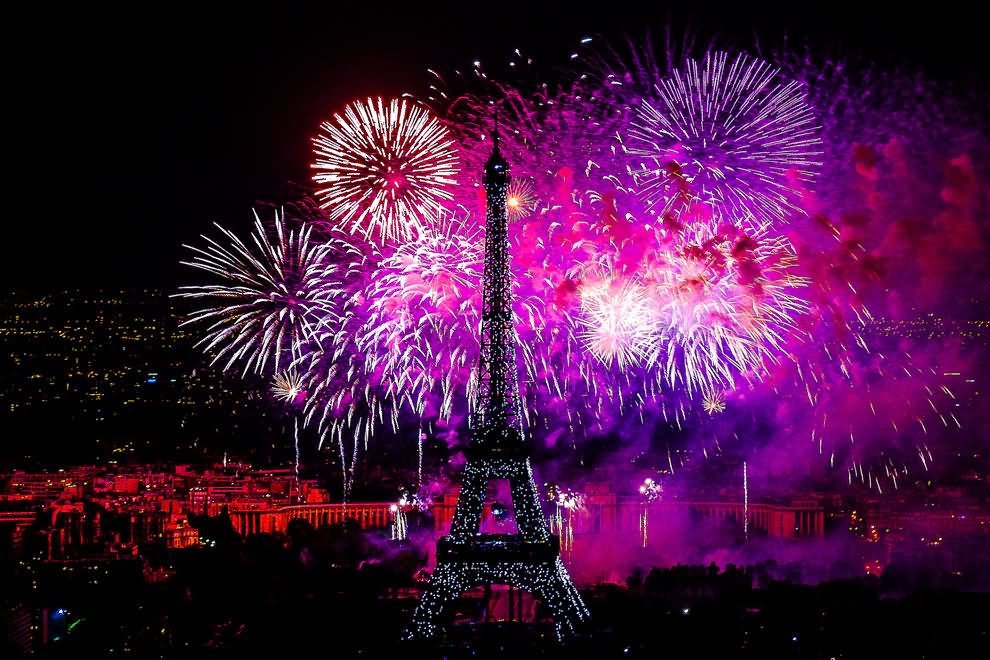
(405, 122, 589, 640)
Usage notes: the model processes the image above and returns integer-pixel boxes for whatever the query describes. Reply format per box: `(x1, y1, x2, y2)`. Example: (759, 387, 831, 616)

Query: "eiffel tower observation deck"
(405, 121, 589, 641)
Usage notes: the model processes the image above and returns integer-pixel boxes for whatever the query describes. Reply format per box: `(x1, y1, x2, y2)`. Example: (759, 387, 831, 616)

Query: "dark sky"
(8, 2, 986, 290)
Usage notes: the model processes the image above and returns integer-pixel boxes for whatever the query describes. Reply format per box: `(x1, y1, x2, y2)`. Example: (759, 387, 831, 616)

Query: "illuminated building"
(164, 517, 199, 549)
(227, 502, 394, 536)
(406, 124, 589, 641)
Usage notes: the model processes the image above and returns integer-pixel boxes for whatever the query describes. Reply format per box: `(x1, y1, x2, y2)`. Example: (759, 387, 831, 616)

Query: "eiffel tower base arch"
(405, 556, 589, 640)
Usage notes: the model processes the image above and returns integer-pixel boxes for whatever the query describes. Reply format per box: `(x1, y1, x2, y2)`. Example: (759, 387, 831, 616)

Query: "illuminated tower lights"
(405, 120, 589, 641)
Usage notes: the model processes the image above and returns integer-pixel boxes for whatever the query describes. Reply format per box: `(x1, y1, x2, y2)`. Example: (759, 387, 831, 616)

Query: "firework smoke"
(178, 37, 987, 497)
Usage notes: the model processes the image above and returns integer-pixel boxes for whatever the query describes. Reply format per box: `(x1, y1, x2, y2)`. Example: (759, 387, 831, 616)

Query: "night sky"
(9, 2, 986, 290)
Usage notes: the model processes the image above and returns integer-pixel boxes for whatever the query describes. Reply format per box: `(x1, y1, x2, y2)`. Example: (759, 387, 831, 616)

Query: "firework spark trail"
(312, 97, 460, 243)
(293, 417, 301, 480)
(176, 210, 344, 375)
(769, 332, 968, 494)
(390, 500, 408, 541)
(553, 488, 584, 558)
(743, 461, 749, 542)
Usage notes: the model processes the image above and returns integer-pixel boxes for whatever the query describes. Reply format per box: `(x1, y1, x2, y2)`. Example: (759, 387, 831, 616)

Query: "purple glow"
(178, 41, 988, 496)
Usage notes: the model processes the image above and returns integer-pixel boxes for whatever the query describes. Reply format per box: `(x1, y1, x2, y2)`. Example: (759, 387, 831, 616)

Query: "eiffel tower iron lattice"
(405, 122, 589, 641)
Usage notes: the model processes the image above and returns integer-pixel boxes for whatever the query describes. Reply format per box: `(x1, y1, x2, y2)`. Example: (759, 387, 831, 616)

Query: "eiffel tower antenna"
(405, 114, 589, 641)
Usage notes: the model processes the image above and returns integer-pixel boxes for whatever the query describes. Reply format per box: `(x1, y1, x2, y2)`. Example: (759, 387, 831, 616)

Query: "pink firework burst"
(640, 215, 809, 398)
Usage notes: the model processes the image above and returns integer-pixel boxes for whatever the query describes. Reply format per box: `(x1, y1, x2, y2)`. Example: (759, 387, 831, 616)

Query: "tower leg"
(404, 559, 590, 641)
(507, 458, 551, 541)
(447, 461, 488, 541)
(406, 562, 471, 640)
(448, 457, 552, 543)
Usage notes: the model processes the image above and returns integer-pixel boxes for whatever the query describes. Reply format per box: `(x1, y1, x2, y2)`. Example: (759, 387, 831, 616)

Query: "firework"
(638, 477, 662, 549)
(576, 273, 653, 369)
(638, 477, 663, 502)
(176, 37, 984, 499)
(742, 461, 749, 541)
(390, 501, 408, 541)
(768, 333, 967, 495)
(549, 486, 584, 557)
(703, 391, 726, 415)
(297, 340, 376, 500)
(427, 51, 812, 423)
(754, 126, 986, 494)
(312, 97, 460, 243)
(626, 51, 821, 224)
(388, 486, 425, 540)
(359, 210, 486, 421)
(642, 218, 809, 398)
(506, 177, 538, 221)
(272, 370, 306, 404)
(176, 210, 343, 375)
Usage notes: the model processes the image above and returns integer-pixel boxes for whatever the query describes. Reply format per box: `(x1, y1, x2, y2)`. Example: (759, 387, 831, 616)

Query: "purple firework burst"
(626, 51, 822, 224)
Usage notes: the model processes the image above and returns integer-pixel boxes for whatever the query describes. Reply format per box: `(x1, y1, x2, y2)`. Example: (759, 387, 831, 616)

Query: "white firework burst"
(577, 273, 654, 370)
(312, 97, 460, 244)
(176, 210, 344, 375)
(272, 370, 306, 404)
